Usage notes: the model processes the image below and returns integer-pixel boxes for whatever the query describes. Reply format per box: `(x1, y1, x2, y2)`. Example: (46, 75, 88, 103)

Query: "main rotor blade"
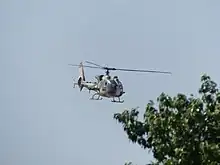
(111, 68, 172, 74)
(85, 61, 103, 68)
(68, 63, 171, 74)
(68, 64, 101, 69)
(84, 61, 171, 74)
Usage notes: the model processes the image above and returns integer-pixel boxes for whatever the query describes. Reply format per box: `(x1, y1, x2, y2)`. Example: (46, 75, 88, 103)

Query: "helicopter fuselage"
(96, 76, 125, 98)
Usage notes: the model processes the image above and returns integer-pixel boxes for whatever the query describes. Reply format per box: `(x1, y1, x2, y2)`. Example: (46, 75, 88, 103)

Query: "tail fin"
(77, 62, 85, 91)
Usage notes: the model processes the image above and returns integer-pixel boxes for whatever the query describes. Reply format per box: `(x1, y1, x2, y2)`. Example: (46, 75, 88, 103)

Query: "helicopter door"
(110, 80, 117, 90)
(102, 81, 107, 91)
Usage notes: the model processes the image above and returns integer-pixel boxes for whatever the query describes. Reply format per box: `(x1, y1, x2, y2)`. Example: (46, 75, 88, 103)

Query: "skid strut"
(90, 93, 103, 100)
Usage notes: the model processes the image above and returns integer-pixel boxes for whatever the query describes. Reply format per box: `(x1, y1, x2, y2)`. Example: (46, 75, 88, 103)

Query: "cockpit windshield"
(106, 76, 111, 79)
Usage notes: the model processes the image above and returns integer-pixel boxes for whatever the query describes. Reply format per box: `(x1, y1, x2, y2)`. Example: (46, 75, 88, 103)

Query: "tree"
(114, 74, 220, 165)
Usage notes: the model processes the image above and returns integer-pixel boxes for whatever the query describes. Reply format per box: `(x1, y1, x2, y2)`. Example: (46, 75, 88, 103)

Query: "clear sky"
(1, 0, 220, 164)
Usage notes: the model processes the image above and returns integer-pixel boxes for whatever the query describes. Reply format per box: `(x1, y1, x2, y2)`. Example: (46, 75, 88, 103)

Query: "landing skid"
(111, 97, 124, 103)
(89, 93, 124, 103)
(111, 100, 124, 103)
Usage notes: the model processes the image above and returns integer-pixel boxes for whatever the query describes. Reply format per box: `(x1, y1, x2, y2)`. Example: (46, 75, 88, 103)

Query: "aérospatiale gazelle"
(68, 61, 171, 103)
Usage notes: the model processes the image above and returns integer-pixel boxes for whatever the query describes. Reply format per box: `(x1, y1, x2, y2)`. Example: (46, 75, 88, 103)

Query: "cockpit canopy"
(95, 75, 104, 81)
(106, 75, 111, 79)
(102, 75, 111, 80)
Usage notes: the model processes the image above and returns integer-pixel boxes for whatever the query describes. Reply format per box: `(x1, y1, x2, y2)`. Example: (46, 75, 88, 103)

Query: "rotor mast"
(105, 69, 110, 76)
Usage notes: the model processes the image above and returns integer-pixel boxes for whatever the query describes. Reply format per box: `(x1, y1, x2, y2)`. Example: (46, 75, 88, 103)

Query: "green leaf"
(114, 74, 220, 165)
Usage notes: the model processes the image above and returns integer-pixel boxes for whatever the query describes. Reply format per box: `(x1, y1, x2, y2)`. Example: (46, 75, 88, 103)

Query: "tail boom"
(73, 62, 98, 92)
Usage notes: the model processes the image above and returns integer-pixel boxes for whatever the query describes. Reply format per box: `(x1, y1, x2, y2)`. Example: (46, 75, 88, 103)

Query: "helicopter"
(68, 61, 172, 103)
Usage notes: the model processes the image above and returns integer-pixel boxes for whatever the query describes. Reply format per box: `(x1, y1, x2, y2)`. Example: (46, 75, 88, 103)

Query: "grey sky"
(1, 0, 220, 164)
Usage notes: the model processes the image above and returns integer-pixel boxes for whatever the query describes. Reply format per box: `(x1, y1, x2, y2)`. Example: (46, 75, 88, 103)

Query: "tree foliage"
(114, 74, 220, 165)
